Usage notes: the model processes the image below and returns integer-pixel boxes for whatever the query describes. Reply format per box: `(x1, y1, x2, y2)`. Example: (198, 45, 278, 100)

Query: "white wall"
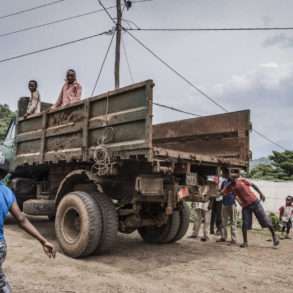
(251, 180, 293, 213)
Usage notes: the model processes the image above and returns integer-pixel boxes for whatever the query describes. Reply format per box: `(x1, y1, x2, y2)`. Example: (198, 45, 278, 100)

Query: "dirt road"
(4, 217, 293, 293)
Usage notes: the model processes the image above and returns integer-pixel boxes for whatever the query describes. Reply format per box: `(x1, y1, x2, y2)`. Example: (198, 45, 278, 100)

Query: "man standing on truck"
(222, 169, 279, 248)
(0, 164, 55, 292)
(24, 80, 41, 118)
(52, 69, 82, 108)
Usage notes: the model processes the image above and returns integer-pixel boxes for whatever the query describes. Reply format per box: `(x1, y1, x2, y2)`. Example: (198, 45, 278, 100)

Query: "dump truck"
(0, 80, 250, 258)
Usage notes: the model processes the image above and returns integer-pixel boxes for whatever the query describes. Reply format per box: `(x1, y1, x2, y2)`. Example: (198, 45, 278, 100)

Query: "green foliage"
(0, 104, 15, 141)
(249, 151, 293, 181)
(268, 212, 281, 231)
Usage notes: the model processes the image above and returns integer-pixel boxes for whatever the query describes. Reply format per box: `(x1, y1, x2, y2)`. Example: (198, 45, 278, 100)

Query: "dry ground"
(3, 216, 293, 293)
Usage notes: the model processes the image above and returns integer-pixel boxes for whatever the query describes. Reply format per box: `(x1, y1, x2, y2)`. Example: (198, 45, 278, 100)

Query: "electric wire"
(253, 129, 287, 151)
(128, 27, 293, 32)
(96, 3, 288, 150)
(125, 29, 229, 112)
(122, 36, 135, 83)
(0, 0, 65, 20)
(0, 6, 116, 38)
(124, 30, 288, 150)
(91, 31, 116, 96)
(2, 1, 287, 150)
(97, 0, 117, 24)
(153, 102, 201, 117)
(0, 30, 112, 64)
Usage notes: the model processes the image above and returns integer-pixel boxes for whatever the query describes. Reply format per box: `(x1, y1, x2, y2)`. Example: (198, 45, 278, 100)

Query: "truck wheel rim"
(61, 207, 81, 244)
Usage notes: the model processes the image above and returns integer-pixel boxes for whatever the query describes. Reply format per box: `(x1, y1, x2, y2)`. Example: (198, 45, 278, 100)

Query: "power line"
(0, 6, 117, 38)
(132, 0, 153, 3)
(128, 26, 293, 32)
(253, 129, 287, 151)
(97, 0, 117, 24)
(153, 102, 201, 117)
(125, 30, 229, 112)
(0, 0, 65, 20)
(0, 30, 112, 64)
(91, 31, 116, 96)
(124, 30, 288, 150)
(122, 35, 135, 83)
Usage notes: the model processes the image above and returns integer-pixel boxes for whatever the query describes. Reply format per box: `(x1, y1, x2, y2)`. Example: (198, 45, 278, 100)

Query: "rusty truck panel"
(153, 110, 250, 165)
(15, 80, 250, 169)
(15, 80, 154, 166)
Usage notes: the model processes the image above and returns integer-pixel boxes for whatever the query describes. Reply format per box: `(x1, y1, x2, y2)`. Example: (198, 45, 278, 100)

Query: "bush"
(268, 212, 280, 231)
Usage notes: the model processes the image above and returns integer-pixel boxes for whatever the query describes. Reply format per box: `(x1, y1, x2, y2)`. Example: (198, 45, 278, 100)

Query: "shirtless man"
(222, 169, 279, 248)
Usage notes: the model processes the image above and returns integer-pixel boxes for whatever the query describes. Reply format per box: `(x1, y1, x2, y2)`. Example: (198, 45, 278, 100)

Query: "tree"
(249, 150, 293, 181)
(0, 104, 15, 141)
(269, 151, 293, 180)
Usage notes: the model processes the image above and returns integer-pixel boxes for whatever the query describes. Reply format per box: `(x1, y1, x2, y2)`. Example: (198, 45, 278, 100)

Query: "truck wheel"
(160, 211, 181, 243)
(138, 211, 180, 244)
(93, 193, 118, 254)
(55, 191, 102, 258)
(172, 202, 190, 242)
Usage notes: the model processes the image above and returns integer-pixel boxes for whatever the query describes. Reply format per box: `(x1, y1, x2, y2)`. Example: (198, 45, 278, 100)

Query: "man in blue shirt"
(217, 167, 238, 244)
(0, 165, 55, 292)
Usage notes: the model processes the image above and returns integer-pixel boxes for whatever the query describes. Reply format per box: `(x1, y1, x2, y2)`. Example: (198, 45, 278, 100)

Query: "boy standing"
(25, 80, 41, 117)
(279, 196, 293, 239)
(217, 168, 237, 244)
(189, 200, 210, 241)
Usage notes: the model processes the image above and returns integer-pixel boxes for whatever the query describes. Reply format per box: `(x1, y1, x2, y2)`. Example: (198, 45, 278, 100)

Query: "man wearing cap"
(0, 160, 55, 292)
(222, 169, 279, 248)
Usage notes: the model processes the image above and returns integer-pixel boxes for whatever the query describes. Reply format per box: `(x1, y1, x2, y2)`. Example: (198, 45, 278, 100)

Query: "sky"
(0, 0, 293, 159)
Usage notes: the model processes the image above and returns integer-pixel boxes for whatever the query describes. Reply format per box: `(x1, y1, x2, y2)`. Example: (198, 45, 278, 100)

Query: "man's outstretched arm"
(9, 202, 56, 258)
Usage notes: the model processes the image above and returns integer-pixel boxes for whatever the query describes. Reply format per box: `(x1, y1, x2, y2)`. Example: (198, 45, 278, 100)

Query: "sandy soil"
(3, 217, 293, 293)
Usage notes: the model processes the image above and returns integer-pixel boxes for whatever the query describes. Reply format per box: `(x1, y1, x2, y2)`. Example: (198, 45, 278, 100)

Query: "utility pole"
(114, 0, 122, 89)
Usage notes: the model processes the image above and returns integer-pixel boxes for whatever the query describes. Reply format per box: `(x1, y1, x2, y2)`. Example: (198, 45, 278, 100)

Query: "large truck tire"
(138, 211, 180, 244)
(55, 191, 102, 258)
(93, 193, 118, 254)
(172, 202, 190, 242)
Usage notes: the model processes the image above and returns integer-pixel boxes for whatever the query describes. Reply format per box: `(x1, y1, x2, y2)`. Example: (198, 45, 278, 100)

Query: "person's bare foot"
(273, 237, 280, 248)
(188, 235, 198, 239)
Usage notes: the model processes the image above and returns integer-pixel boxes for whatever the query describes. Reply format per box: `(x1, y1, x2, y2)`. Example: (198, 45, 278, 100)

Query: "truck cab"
(0, 118, 16, 172)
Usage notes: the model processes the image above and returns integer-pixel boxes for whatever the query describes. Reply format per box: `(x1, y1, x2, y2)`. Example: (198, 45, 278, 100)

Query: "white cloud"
(211, 63, 293, 158)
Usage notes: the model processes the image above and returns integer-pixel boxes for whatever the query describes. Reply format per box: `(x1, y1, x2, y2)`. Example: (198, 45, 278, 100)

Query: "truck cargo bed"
(15, 80, 250, 169)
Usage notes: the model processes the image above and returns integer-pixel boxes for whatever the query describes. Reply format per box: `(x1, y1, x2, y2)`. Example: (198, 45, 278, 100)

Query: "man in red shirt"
(222, 169, 279, 248)
(53, 69, 82, 108)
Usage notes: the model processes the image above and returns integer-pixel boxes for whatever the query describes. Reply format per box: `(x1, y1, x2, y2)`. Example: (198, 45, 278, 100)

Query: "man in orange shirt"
(53, 69, 82, 108)
(222, 169, 279, 248)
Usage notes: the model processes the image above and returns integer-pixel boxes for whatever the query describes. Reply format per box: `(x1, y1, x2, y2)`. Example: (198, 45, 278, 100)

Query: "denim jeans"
(0, 240, 11, 293)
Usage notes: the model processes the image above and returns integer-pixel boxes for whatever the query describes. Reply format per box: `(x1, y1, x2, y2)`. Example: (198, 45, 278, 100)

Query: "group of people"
(25, 69, 82, 117)
(190, 167, 281, 248)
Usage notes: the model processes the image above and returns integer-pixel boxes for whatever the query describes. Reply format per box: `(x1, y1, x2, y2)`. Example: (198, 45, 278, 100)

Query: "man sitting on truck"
(0, 164, 55, 292)
(221, 169, 279, 248)
(24, 80, 41, 118)
(52, 69, 82, 109)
